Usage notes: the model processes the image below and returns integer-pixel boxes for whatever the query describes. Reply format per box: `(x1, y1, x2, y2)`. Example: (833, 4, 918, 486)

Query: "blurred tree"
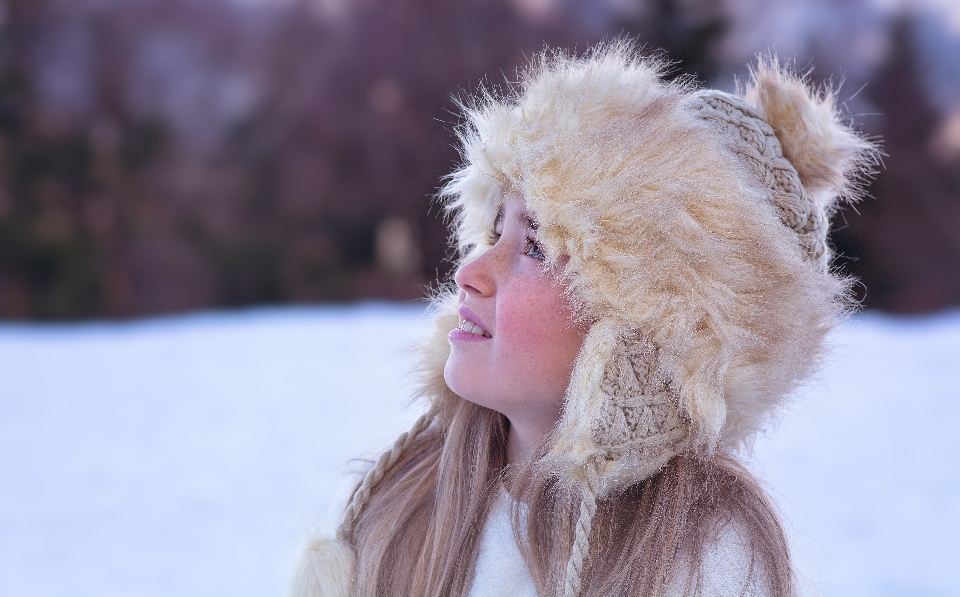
(833, 14, 960, 312)
(0, 0, 956, 319)
(0, 1, 102, 318)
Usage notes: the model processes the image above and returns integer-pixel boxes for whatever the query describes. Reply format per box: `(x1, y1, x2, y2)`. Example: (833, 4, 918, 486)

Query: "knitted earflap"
(548, 319, 692, 499)
(556, 326, 690, 596)
(588, 328, 689, 465)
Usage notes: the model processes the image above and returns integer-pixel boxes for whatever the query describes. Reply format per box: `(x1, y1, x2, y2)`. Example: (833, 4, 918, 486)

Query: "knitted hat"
(338, 43, 877, 597)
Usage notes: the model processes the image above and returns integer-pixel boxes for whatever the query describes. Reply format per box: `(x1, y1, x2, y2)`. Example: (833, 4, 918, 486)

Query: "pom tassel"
(288, 537, 356, 597)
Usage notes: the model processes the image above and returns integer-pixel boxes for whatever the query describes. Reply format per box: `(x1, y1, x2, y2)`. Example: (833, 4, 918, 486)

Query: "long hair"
(345, 398, 793, 597)
(344, 398, 506, 597)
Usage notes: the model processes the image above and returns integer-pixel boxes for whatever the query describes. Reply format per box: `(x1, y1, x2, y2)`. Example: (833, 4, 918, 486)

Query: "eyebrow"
(493, 205, 539, 231)
(520, 212, 539, 231)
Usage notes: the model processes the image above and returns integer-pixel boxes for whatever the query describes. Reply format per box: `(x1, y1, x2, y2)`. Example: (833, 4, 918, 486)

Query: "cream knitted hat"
(338, 43, 877, 597)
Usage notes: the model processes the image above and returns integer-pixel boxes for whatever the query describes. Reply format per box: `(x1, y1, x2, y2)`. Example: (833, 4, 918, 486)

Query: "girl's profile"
(290, 42, 878, 597)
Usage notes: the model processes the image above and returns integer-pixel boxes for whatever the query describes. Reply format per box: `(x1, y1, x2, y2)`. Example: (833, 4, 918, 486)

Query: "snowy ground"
(0, 304, 957, 597)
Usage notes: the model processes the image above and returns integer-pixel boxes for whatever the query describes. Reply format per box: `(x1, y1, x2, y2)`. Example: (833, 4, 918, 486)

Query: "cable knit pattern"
(691, 91, 831, 272)
(590, 331, 688, 457)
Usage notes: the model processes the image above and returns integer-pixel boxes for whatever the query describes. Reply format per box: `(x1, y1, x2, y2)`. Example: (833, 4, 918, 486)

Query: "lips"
(458, 319, 488, 337)
(457, 305, 491, 338)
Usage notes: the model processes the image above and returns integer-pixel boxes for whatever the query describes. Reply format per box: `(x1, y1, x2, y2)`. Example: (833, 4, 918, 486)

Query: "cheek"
(496, 285, 584, 385)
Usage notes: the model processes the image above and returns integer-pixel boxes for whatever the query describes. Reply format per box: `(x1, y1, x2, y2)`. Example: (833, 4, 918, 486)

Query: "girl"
(291, 43, 877, 597)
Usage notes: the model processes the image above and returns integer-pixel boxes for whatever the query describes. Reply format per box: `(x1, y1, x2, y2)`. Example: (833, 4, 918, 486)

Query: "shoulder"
(288, 536, 356, 597)
(669, 519, 770, 597)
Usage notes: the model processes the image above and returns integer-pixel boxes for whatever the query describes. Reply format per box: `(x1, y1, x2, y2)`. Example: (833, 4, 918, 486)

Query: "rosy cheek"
(497, 290, 566, 353)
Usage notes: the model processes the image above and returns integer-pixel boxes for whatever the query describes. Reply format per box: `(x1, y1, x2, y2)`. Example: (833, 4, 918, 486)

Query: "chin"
(442, 355, 471, 399)
(444, 358, 494, 409)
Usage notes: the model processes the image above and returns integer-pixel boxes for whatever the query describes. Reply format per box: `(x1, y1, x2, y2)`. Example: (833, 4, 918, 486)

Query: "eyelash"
(486, 230, 545, 260)
(523, 236, 546, 260)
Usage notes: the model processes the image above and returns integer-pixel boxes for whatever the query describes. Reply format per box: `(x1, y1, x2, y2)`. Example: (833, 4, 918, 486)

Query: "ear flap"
(590, 328, 688, 450)
(551, 319, 691, 494)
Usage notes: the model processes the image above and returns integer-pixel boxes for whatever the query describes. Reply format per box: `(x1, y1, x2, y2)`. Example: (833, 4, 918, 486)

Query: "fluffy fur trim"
(420, 43, 876, 494)
(288, 536, 355, 597)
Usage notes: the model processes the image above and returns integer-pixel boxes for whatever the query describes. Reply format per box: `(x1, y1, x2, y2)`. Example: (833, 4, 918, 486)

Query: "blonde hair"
(342, 399, 792, 597)
(326, 42, 878, 597)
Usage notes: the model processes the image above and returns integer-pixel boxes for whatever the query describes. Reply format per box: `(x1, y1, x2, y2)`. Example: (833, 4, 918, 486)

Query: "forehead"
(495, 193, 539, 230)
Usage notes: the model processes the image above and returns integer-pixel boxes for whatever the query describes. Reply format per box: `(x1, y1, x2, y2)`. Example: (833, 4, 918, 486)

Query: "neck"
(506, 417, 550, 466)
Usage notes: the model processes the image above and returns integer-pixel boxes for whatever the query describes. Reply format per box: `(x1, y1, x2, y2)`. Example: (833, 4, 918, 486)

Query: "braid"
(337, 408, 437, 542)
(561, 455, 604, 597)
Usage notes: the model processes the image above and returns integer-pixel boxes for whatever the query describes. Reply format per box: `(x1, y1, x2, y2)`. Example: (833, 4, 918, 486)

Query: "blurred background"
(0, 0, 957, 320)
(1, 1, 959, 597)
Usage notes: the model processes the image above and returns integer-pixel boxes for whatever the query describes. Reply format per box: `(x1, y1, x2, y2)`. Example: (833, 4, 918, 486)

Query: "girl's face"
(444, 192, 587, 441)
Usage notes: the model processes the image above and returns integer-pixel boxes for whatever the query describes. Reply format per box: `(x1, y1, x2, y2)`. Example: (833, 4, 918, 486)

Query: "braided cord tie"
(692, 91, 831, 272)
(336, 409, 436, 542)
(562, 455, 604, 597)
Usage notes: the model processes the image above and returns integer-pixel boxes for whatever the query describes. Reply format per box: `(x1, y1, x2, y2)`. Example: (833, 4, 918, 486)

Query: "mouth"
(457, 306, 491, 338)
(457, 318, 490, 338)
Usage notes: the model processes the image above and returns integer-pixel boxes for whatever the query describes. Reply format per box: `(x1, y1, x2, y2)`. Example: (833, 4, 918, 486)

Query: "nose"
(454, 246, 501, 298)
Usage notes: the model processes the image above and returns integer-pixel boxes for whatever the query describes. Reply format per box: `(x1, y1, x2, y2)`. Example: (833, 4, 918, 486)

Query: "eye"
(487, 205, 504, 245)
(523, 236, 545, 260)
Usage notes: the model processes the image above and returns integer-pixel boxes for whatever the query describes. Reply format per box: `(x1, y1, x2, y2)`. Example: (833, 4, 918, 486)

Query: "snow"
(0, 304, 958, 597)
(749, 311, 960, 597)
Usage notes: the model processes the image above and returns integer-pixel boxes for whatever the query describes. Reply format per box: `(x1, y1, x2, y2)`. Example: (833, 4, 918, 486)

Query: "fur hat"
(332, 43, 877, 597)
(436, 44, 876, 490)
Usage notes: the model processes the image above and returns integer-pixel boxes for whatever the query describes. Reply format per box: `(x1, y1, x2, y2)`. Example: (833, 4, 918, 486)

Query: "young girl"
(291, 43, 877, 597)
